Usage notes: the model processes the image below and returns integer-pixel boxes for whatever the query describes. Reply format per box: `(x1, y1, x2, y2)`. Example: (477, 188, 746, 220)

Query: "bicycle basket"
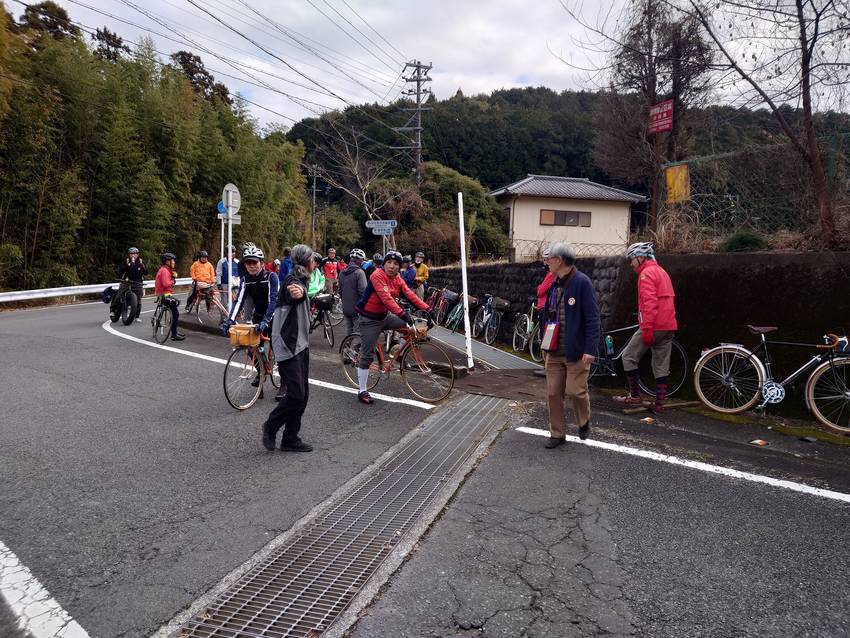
(413, 317, 429, 339)
(229, 324, 261, 347)
(492, 296, 511, 312)
(313, 293, 334, 311)
(442, 289, 459, 303)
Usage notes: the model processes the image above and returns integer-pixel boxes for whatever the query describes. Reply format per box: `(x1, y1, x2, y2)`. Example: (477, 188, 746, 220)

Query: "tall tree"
(18, 1, 80, 41)
(92, 27, 128, 62)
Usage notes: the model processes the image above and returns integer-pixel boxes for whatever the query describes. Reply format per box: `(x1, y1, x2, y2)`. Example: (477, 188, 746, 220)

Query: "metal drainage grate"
(178, 394, 508, 638)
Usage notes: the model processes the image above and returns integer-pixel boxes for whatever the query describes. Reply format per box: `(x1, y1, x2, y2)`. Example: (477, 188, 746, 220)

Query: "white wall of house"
(508, 196, 631, 260)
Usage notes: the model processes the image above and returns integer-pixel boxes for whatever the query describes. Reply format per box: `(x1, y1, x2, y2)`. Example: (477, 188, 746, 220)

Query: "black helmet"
(383, 251, 403, 266)
(199, 250, 209, 258)
(415, 251, 425, 258)
(402, 254, 412, 263)
(160, 252, 176, 264)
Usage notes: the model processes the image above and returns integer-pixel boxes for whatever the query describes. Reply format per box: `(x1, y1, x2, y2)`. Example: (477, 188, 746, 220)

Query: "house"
(489, 175, 646, 261)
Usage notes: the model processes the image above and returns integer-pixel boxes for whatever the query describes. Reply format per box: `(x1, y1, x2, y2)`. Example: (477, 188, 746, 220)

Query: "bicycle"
(444, 294, 478, 333)
(472, 294, 509, 345)
(591, 320, 689, 397)
(435, 288, 459, 326)
(328, 293, 344, 327)
(150, 295, 173, 344)
(109, 280, 141, 326)
(310, 293, 335, 347)
(338, 318, 455, 403)
(185, 282, 228, 326)
(223, 324, 281, 410)
(693, 326, 850, 434)
(511, 298, 543, 363)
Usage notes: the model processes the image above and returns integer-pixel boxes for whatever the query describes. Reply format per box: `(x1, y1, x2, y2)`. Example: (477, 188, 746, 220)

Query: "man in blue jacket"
(541, 242, 599, 448)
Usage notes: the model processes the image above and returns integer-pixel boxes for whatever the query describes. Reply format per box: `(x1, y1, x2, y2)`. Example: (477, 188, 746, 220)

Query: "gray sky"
(48, 0, 603, 128)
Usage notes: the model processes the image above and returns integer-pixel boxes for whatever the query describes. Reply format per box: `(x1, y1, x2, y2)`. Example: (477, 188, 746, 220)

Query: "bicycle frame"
(593, 323, 641, 375)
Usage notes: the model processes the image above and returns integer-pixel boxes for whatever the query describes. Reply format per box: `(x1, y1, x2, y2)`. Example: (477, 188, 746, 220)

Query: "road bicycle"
(511, 297, 543, 363)
(338, 319, 455, 403)
(444, 294, 478, 333)
(328, 293, 344, 327)
(109, 280, 141, 326)
(472, 293, 510, 345)
(434, 288, 459, 326)
(184, 282, 228, 326)
(150, 295, 173, 344)
(310, 293, 335, 347)
(223, 324, 280, 410)
(591, 319, 689, 397)
(693, 326, 850, 433)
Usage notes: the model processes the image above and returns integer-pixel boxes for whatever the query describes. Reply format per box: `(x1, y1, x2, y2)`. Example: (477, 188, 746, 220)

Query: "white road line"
(516, 426, 850, 504)
(0, 541, 89, 638)
(101, 321, 434, 410)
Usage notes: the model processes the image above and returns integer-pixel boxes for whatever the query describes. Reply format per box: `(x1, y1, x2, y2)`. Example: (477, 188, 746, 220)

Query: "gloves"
(426, 314, 435, 330)
(258, 319, 269, 335)
(642, 329, 655, 347)
(399, 311, 413, 327)
(221, 320, 233, 336)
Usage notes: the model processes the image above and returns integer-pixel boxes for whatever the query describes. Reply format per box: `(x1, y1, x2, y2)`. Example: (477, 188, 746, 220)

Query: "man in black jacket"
(338, 248, 367, 337)
(115, 247, 147, 322)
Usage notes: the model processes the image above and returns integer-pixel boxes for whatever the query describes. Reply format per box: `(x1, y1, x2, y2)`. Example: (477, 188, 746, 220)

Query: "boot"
(613, 369, 642, 404)
(262, 424, 276, 451)
(652, 377, 668, 414)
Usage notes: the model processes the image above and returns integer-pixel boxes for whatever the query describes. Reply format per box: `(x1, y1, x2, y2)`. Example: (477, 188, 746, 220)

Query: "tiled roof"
(490, 175, 646, 203)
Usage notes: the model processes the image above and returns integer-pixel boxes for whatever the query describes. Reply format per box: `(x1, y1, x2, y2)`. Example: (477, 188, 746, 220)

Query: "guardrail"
(0, 278, 193, 303)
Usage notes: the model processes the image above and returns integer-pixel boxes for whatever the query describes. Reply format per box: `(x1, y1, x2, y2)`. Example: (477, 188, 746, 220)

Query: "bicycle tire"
(339, 334, 381, 390)
(512, 314, 530, 352)
(223, 346, 263, 410)
(805, 358, 850, 434)
(152, 306, 171, 344)
(435, 300, 450, 326)
(472, 307, 486, 338)
(329, 294, 344, 326)
(266, 343, 281, 389)
(447, 304, 463, 333)
(694, 346, 764, 413)
(322, 311, 334, 347)
(121, 291, 138, 325)
(637, 340, 689, 397)
(484, 312, 501, 345)
(528, 324, 543, 362)
(400, 340, 454, 402)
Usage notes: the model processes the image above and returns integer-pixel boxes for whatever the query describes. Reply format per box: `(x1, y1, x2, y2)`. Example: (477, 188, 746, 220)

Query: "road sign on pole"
(371, 227, 393, 236)
(222, 184, 241, 215)
(222, 183, 241, 313)
(217, 200, 226, 215)
(365, 219, 397, 229)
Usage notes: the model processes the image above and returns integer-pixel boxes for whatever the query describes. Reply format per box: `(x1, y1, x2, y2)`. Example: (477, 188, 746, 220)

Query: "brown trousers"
(545, 354, 591, 439)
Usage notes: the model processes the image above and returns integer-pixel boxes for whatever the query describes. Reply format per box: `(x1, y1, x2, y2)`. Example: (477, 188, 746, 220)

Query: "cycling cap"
(199, 250, 209, 258)
(160, 252, 176, 264)
(626, 242, 655, 260)
(127, 247, 139, 254)
(243, 244, 264, 260)
(415, 251, 425, 258)
(383, 251, 403, 265)
(349, 248, 366, 260)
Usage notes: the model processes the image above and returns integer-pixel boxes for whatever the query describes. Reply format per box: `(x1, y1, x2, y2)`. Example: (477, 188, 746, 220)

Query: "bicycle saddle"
(526, 296, 536, 304)
(748, 325, 778, 334)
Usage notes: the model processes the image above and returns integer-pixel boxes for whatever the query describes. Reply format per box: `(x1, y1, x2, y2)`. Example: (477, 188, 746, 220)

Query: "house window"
(539, 209, 591, 227)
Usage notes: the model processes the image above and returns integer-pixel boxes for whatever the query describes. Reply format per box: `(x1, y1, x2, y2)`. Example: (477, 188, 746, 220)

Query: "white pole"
(457, 192, 474, 371)
(219, 215, 224, 290)
(226, 191, 233, 314)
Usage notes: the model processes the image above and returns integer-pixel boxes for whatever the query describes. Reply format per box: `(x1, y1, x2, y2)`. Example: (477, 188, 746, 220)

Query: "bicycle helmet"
(402, 254, 412, 263)
(415, 251, 425, 258)
(626, 241, 655, 260)
(312, 252, 323, 263)
(383, 251, 403, 266)
(542, 247, 550, 259)
(127, 247, 139, 254)
(274, 258, 280, 266)
(199, 250, 209, 258)
(243, 244, 264, 261)
(160, 252, 176, 264)
(373, 252, 383, 262)
(328, 247, 336, 254)
(349, 248, 366, 260)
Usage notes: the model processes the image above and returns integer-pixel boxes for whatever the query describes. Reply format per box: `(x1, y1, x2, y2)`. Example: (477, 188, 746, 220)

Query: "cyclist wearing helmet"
(222, 244, 279, 337)
(362, 253, 382, 280)
(354, 250, 431, 404)
(321, 248, 340, 294)
(401, 255, 416, 287)
(116, 247, 147, 322)
(339, 248, 367, 337)
(154, 252, 185, 341)
(614, 242, 678, 413)
(536, 247, 555, 312)
(413, 251, 429, 299)
(187, 250, 216, 312)
(307, 252, 325, 298)
(264, 258, 281, 275)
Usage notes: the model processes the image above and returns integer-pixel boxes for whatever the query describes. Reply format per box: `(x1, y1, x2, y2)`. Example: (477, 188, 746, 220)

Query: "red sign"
(648, 99, 674, 134)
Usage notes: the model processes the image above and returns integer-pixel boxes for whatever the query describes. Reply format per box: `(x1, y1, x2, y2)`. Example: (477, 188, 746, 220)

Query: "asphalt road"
(2, 299, 850, 637)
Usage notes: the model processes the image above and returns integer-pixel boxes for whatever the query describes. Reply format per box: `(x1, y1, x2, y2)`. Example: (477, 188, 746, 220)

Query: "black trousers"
(162, 296, 180, 337)
(262, 349, 309, 443)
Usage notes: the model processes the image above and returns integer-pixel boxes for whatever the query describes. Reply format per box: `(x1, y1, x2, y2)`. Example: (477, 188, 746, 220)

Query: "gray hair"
(548, 242, 576, 265)
(291, 244, 314, 268)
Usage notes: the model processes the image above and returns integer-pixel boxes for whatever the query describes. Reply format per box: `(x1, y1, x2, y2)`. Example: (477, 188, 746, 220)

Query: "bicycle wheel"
(339, 334, 381, 390)
(223, 346, 263, 410)
(152, 306, 171, 344)
(121, 292, 138, 325)
(446, 304, 462, 332)
(638, 340, 689, 397)
(400, 340, 454, 402)
(472, 307, 486, 338)
(694, 346, 764, 413)
(528, 324, 543, 363)
(806, 358, 850, 434)
(265, 343, 280, 389)
(484, 312, 501, 345)
(329, 294, 344, 326)
(322, 311, 334, 347)
(512, 314, 530, 352)
(435, 300, 450, 326)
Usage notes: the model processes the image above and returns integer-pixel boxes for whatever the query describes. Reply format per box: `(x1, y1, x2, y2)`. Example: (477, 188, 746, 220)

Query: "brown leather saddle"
(747, 324, 778, 335)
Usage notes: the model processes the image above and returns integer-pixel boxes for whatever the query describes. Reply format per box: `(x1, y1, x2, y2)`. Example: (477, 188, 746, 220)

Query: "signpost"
(371, 227, 393, 236)
(222, 183, 241, 313)
(648, 99, 674, 134)
(366, 219, 398, 254)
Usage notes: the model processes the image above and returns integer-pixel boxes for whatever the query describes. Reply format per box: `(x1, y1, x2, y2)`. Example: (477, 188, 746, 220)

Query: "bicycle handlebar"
(817, 333, 841, 350)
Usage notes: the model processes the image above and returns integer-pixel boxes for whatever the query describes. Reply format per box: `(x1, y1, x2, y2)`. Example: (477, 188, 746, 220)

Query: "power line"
(318, 0, 402, 70)
(392, 61, 433, 187)
(338, 0, 407, 61)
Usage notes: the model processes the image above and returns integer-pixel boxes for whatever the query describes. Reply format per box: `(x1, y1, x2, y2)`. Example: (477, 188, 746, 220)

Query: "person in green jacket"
(308, 252, 325, 298)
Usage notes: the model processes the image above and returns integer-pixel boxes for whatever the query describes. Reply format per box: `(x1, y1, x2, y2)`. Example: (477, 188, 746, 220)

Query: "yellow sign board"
(666, 164, 691, 203)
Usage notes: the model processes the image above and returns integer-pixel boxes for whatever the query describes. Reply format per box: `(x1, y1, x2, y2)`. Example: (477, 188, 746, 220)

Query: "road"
(1, 299, 849, 637)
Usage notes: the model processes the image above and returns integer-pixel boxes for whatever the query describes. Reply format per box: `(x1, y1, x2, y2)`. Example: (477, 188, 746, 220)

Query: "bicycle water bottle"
(604, 335, 614, 355)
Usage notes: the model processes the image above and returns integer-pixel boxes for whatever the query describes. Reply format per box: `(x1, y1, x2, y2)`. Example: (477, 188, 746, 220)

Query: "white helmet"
(626, 242, 655, 260)
(243, 244, 264, 260)
(349, 248, 366, 260)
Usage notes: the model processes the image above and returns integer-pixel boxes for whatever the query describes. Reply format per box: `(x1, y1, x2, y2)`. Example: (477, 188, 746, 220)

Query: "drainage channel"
(176, 393, 509, 638)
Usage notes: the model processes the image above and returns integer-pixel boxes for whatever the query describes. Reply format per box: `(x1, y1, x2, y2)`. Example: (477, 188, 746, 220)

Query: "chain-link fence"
(414, 237, 627, 266)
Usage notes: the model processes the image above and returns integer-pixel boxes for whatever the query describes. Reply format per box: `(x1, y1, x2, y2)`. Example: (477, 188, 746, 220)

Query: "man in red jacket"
(614, 242, 678, 413)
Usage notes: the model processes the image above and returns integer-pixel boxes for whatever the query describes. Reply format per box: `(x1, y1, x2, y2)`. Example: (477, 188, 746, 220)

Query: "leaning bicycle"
(223, 324, 280, 410)
(511, 297, 543, 363)
(472, 293, 509, 345)
(693, 326, 850, 434)
(185, 282, 228, 326)
(310, 293, 335, 347)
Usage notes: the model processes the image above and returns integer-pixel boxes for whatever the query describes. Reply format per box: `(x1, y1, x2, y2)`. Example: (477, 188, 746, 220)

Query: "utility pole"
(310, 165, 318, 247)
(392, 60, 432, 188)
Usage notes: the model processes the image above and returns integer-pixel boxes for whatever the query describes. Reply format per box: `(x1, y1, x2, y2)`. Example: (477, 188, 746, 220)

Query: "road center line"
(101, 320, 433, 410)
(515, 426, 850, 504)
(0, 540, 89, 638)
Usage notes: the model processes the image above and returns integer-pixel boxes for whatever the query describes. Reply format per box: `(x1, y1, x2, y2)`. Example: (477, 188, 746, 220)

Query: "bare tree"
(676, 0, 849, 243)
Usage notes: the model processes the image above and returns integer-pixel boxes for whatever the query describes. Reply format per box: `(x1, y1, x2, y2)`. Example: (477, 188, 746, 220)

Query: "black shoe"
(579, 422, 590, 441)
(171, 334, 185, 341)
(545, 437, 566, 449)
(280, 438, 313, 452)
(358, 391, 374, 405)
(274, 388, 286, 402)
(262, 428, 276, 451)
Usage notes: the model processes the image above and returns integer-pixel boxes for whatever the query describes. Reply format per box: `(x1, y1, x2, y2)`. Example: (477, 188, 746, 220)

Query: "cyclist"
(354, 250, 431, 404)
(216, 245, 239, 295)
(413, 251, 429, 299)
(322, 247, 340, 294)
(154, 252, 185, 341)
(362, 252, 382, 280)
(308, 252, 325, 298)
(186, 250, 216, 312)
(264, 258, 281, 275)
(614, 242, 678, 413)
(115, 247, 147, 322)
(339, 248, 367, 337)
(222, 245, 279, 336)
(533, 247, 555, 377)
(401, 255, 416, 287)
